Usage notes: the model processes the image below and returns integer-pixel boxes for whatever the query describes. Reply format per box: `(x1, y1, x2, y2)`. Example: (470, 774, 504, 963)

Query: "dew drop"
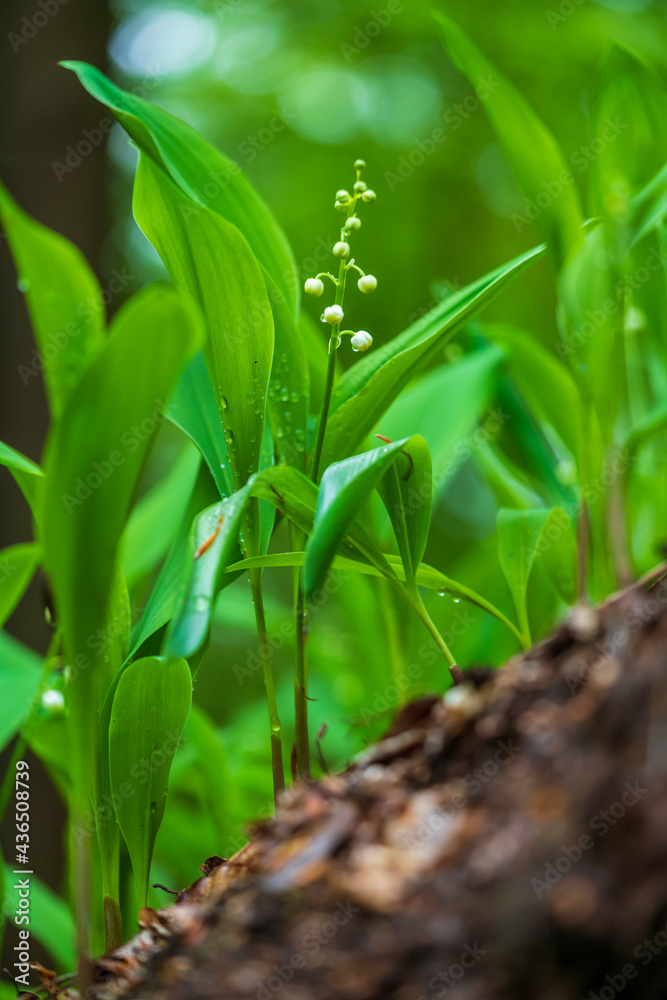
(194, 595, 209, 613)
(453, 597, 461, 604)
(17, 278, 30, 292)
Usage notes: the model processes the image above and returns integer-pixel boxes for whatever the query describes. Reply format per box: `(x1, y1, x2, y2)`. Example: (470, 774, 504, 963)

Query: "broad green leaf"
(267, 274, 309, 469)
(0, 631, 42, 751)
(629, 163, 667, 246)
(163, 486, 252, 660)
(130, 461, 220, 656)
(62, 61, 299, 316)
(0, 178, 105, 417)
(497, 507, 574, 645)
(378, 346, 503, 489)
(95, 564, 131, 921)
(227, 551, 524, 646)
(433, 12, 583, 268)
(121, 443, 201, 589)
(626, 397, 667, 456)
(251, 465, 397, 582)
(41, 284, 202, 805)
(482, 325, 581, 457)
(304, 437, 421, 598)
(376, 436, 432, 593)
(0, 439, 44, 514)
(558, 227, 620, 446)
(184, 704, 236, 842)
(108, 655, 191, 906)
(589, 46, 667, 223)
(0, 543, 40, 629)
(476, 442, 544, 510)
(167, 352, 235, 499)
(133, 153, 273, 514)
(321, 243, 546, 468)
(2, 865, 76, 970)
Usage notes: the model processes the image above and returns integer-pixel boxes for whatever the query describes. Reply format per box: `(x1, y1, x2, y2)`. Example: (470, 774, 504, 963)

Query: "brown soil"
(58, 572, 667, 999)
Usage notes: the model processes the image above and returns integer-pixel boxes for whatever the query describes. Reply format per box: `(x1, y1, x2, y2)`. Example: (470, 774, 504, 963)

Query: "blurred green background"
(1, 0, 666, 970)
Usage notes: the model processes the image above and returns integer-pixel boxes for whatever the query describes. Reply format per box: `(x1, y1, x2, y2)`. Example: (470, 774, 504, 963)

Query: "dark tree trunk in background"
(0, 0, 111, 970)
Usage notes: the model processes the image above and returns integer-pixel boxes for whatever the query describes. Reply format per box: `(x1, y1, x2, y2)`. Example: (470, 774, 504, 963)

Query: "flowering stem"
(295, 161, 375, 779)
(310, 254, 348, 483)
(249, 567, 284, 803)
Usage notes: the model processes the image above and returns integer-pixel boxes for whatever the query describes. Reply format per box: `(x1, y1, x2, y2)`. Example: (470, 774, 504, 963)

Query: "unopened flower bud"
(354, 159, 366, 172)
(323, 304, 344, 324)
(333, 241, 350, 258)
(304, 278, 324, 297)
(334, 201, 349, 213)
(345, 216, 361, 231)
(41, 689, 65, 713)
(362, 189, 376, 203)
(350, 330, 373, 351)
(335, 189, 350, 201)
(625, 306, 646, 332)
(357, 274, 377, 293)
(353, 180, 367, 193)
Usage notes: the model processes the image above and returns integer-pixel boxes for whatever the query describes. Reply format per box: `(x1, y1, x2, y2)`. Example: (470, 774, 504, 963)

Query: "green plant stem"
(404, 585, 461, 682)
(294, 580, 310, 779)
(310, 317, 341, 483)
(310, 218, 353, 483)
(290, 523, 310, 781)
(249, 567, 284, 803)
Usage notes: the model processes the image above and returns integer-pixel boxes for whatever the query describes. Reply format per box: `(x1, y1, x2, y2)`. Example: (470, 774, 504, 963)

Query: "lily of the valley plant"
(3, 13, 667, 978)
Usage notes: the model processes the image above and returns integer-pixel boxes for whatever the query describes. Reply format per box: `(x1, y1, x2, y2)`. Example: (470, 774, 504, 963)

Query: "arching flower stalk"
(307, 159, 378, 481)
(293, 160, 378, 782)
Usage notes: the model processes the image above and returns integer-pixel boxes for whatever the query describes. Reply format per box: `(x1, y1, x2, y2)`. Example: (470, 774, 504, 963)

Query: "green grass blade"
(0, 178, 105, 417)
(108, 656, 192, 907)
(433, 11, 584, 268)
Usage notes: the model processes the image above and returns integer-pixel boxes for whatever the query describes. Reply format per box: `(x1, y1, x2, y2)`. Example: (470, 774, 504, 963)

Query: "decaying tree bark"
(61, 572, 667, 1000)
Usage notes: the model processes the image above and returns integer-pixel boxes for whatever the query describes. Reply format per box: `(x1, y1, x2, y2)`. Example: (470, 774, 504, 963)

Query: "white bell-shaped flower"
(358, 274, 377, 294)
(350, 330, 373, 351)
(323, 304, 344, 324)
